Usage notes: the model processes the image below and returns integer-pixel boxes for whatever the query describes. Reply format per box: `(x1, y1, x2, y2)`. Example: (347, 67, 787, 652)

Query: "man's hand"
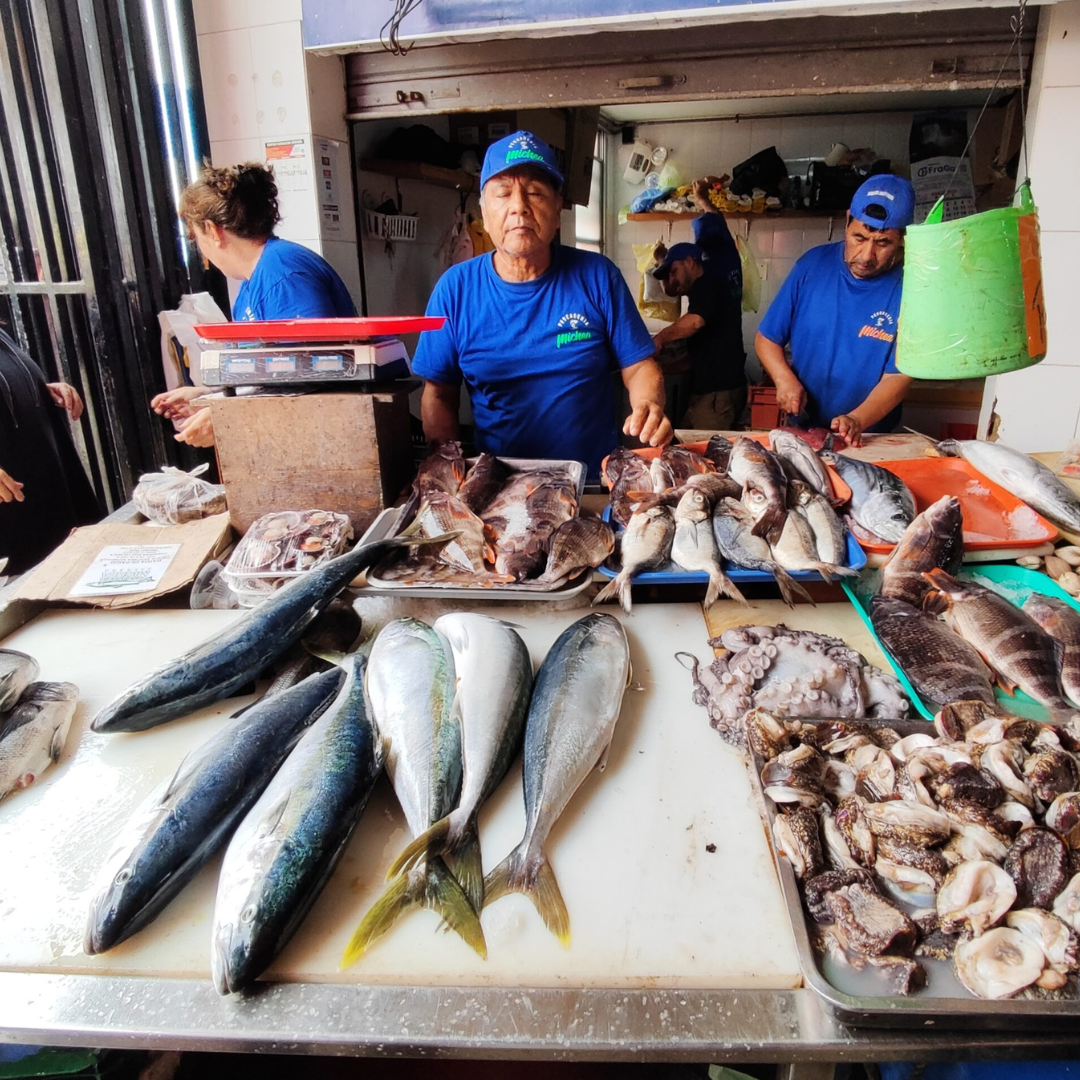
(174, 408, 215, 448)
(774, 373, 807, 418)
(152, 384, 206, 422)
(0, 468, 24, 503)
(831, 412, 865, 448)
(623, 401, 673, 448)
(46, 382, 84, 421)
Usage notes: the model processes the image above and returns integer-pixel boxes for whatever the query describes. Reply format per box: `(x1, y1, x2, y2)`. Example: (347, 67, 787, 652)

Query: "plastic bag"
(133, 463, 227, 525)
(158, 293, 227, 392)
(223, 509, 354, 608)
(737, 234, 761, 313)
(637, 277, 680, 323)
(632, 242, 679, 322)
(657, 161, 683, 191)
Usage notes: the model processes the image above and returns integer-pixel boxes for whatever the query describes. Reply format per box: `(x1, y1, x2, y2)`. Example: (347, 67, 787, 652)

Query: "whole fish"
(789, 480, 847, 566)
(483, 470, 578, 580)
(412, 492, 493, 575)
(660, 445, 714, 486)
(387, 614, 533, 912)
(593, 505, 674, 614)
(649, 455, 676, 493)
(0, 681, 78, 800)
(728, 437, 788, 537)
(342, 619, 484, 966)
(711, 498, 813, 609)
(1022, 594, 1080, 708)
(923, 569, 1070, 710)
(394, 440, 467, 531)
(0, 649, 39, 712)
(769, 429, 833, 498)
(820, 452, 915, 544)
(776, 426, 845, 452)
(212, 654, 385, 994)
(703, 434, 733, 473)
(933, 437, 1080, 533)
(457, 453, 508, 516)
(537, 517, 615, 583)
(670, 487, 747, 609)
(483, 613, 631, 945)
(879, 496, 964, 607)
(606, 447, 653, 529)
(626, 472, 742, 513)
(869, 595, 997, 710)
(768, 505, 857, 583)
(84, 668, 345, 956)
(91, 531, 445, 733)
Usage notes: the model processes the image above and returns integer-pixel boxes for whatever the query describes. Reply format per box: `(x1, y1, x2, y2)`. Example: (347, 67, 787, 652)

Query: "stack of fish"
(380, 441, 614, 587)
(0, 649, 78, 801)
(598, 433, 868, 614)
(758, 704, 1080, 1000)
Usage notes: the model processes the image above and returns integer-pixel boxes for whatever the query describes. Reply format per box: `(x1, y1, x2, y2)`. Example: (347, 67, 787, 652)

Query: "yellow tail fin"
(483, 850, 570, 948)
(385, 817, 451, 881)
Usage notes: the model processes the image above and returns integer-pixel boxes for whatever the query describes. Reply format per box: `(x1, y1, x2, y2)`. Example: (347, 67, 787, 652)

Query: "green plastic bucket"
(896, 183, 1047, 379)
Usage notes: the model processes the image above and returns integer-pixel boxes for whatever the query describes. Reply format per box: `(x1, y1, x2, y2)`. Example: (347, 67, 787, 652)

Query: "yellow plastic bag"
(633, 242, 679, 322)
(737, 234, 760, 313)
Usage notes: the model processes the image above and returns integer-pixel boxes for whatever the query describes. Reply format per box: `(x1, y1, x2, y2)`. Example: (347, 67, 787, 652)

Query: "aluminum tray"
(748, 717, 1080, 1031)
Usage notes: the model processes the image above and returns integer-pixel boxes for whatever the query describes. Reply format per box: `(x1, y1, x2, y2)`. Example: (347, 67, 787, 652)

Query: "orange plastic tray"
(857, 456, 1059, 554)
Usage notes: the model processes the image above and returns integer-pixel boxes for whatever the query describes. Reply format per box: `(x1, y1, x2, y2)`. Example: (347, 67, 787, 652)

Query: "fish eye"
(114, 868, 131, 886)
(241, 904, 257, 924)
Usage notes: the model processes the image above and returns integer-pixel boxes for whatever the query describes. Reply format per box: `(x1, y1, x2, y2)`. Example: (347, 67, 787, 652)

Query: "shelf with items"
(359, 158, 478, 192)
(625, 210, 847, 221)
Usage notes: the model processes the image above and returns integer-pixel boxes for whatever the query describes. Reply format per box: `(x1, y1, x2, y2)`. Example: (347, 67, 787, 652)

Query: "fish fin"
(993, 671, 1018, 696)
(921, 590, 949, 616)
(593, 572, 632, 614)
(424, 857, 486, 959)
(396, 505, 427, 539)
(814, 562, 859, 583)
(386, 817, 452, 881)
(341, 871, 418, 968)
(49, 723, 67, 764)
(772, 565, 815, 608)
(445, 823, 484, 915)
(1052, 636, 1067, 671)
(258, 793, 292, 839)
(596, 739, 612, 773)
(304, 644, 349, 667)
(483, 850, 570, 948)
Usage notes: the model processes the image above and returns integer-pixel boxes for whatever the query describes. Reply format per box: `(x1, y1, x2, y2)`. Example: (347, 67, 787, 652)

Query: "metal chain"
(381, 0, 424, 55)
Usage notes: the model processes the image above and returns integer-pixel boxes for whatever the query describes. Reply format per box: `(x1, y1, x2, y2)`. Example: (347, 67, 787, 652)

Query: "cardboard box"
(9, 513, 232, 609)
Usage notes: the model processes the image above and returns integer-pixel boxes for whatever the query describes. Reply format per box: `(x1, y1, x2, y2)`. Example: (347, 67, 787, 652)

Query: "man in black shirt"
(651, 240, 747, 430)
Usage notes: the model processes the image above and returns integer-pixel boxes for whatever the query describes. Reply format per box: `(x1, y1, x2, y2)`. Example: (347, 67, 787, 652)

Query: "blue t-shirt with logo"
(412, 245, 655, 476)
(234, 236, 356, 321)
(758, 242, 903, 432)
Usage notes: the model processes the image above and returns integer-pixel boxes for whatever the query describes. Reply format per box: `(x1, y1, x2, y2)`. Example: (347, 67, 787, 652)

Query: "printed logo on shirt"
(506, 133, 547, 167)
(556, 312, 593, 349)
(858, 309, 896, 343)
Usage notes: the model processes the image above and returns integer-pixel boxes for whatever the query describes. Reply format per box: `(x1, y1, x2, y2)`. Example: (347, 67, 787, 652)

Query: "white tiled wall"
(983, 1, 1080, 451)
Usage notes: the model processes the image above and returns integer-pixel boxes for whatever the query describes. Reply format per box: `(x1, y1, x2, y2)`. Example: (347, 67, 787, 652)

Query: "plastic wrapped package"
(222, 510, 353, 607)
(133, 463, 227, 525)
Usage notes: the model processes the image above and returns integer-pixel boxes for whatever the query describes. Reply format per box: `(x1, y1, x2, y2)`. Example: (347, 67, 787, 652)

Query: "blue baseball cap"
(480, 130, 564, 190)
(849, 174, 916, 231)
(652, 242, 704, 279)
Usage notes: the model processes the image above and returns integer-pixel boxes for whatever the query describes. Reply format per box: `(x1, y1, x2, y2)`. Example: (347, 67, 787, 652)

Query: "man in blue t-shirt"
(412, 130, 671, 477)
(755, 174, 916, 447)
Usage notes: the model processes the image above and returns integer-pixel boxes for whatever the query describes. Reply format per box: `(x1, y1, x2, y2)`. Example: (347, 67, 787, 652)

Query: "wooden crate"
(208, 391, 413, 536)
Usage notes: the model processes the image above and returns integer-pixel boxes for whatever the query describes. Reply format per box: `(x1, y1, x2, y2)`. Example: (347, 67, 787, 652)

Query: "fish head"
(1022, 593, 1069, 633)
(84, 849, 149, 956)
(787, 479, 813, 508)
(211, 901, 261, 995)
(925, 495, 963, 537)
(674, 487, 709, 522)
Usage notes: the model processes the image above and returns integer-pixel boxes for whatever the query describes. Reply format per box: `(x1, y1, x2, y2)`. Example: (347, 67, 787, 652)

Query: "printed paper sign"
(68, 544, 181, 597)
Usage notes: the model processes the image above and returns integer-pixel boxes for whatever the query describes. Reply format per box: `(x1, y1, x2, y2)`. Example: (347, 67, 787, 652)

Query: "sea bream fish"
(819, 452, 916, 544)
(869, 595, 998, 711)
(605, 447, 652, 529)
(670, 487, 747, 609)
(0, 649, 39, 712)
(727, 436, 788, 538)
(879, 496, 964, 608)
(537, 517, 615, 583)
(1022, 594, 1080, 708)
(457, 453, 508, 516)
(660, 445, 715, 486)
(394, 439, 467, 531)
(593, 505, 674, 614)
(342, 619, 484, 966)
(84, 668, 346, 955)
(703, 434, 733, 474)
(409, 492, 494, 575)
(386, 614, 533, 911)
(923, 569, 1071, 710)
(91, 531, 449, 734)
(212, 653, 385, 994)
(788, 480, 848, 567)
(766, 503, 857, 583)
(483, 613, 631, 945)
(769, 429, 833, 498)
(483, 469, 578, 580)
(0, 681, 78, 800)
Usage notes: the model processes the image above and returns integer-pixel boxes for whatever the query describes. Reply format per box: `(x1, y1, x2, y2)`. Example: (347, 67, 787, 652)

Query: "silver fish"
(670, 487, 746, 608)
(820, 452, 916, 544)
(789, 479, 848, 566)
(1023, 594, 1080, 709)
(593, 505, 674, 614)
(770, 429, 832, 498)
(0, 681, 78, 800)
(343, 618, 484, 965)
(728, 436, 787, 538)
(483, 613, 631, 945)
(386, 614, 533, 912)
(0, 649, 39, 712)
(769, 505, 857, 583)
(212, 654, 385, 993)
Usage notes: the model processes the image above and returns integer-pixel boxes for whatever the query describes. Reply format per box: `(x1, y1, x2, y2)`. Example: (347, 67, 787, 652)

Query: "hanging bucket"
(896, 182, 1047, 379)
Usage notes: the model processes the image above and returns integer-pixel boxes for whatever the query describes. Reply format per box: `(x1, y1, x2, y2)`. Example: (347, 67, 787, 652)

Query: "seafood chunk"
(825, 881, 917, 957)
(1046, 792, 1080, 848)
(773, 806, 824, 879)
(821, 811, 862, 872)
(954, 927, 1045, 999)
(927, 762, 1004, 809)
(1024, 749, 1080, 805)
(1005, 827, 1069, 910)
(978, 739, 1035, 809)
(935, 699, 1001, 742)
(863, 801, 953, 847)
(939, 798, 1015, 862)
(804, 868, 875, 923)
(1052, 873, 1080, 934)
(760, 744, 827, 808)
(937, 860, 1016, 936)
(1007, 908, 1079, 986)
(744, 708, 789, 762)
(866, 955, 928, 995)
(835, 795, 876, 869)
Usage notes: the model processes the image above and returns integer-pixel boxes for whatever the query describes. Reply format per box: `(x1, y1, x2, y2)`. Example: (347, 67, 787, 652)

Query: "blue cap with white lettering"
(481, 130, 564, 190)
(849, 174, 916, 231)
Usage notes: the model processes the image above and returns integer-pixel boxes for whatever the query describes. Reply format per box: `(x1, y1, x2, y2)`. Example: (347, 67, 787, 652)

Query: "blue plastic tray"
(843, 563, 1080, 722)
(596, 506, 867, 584)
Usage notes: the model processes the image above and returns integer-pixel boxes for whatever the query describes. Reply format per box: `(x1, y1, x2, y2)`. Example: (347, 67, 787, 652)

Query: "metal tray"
(748, 717, 1080, 1030)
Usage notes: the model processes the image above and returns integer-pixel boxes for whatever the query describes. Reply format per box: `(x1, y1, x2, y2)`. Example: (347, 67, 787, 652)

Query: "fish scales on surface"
(727, 437, 788, 538)
(766, 501, 856, 584)
(457, 453, 509, 516)
(1023, 594, 1080, 709)
(820, 452, 915, 545)
(703, 434, 733, 474)
(212, 654, 385, 994)
(85, 668, 346, 956)
(411, 492, 494, 576)
(670, 487, 747, 609)
(0, 681, 78, 801)
(483, 613, 631, 946)
(880, 496, 964, 608)
(659, 445, 715, 486)
(538, 517, 615, 583)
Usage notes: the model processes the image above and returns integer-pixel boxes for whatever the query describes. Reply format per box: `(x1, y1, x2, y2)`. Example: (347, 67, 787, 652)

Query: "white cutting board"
(0, 601, 800, 990)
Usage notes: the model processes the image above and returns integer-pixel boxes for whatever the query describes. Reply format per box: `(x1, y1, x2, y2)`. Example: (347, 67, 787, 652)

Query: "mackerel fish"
(0, 649, 39, 712)
(212, 654, 384, 994)
(85, 668, 345, 955)
(820, 452, 915, 544)
(483, 613, 631, 946)
(0, 681, 78, 800)
(1022, 594, 1080, 709)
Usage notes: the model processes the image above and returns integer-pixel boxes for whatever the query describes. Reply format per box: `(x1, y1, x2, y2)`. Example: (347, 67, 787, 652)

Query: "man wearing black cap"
(755, 174, 916, 447)
(412, 130, 672, 477)
(651, 239, 747, 430)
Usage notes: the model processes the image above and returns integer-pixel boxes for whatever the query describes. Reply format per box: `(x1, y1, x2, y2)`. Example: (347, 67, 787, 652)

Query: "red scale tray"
(193, 316, 446, 342)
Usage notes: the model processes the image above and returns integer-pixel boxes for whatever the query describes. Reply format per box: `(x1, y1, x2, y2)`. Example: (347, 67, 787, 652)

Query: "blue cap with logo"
(480, 130, 564, 190)
(849, 174, 916, 231)
(652, 242, 704, 279)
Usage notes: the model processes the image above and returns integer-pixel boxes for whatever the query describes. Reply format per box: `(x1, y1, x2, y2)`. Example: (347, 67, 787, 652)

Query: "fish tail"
(772, 565, 815, 608)
(706, 570, 747, 609)
(341, 871, 417, 967)
(812, 562, 859, 583)
(385, 816, 452, 880)
(483, 847, 570, 948)
(446, 821, 485, 915)
(593, 571, 632, 614)
(424, 857, 486, 958)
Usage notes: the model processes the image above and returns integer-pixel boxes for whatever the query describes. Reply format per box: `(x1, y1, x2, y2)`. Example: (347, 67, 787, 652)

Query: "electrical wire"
(381, 0, 424, 55)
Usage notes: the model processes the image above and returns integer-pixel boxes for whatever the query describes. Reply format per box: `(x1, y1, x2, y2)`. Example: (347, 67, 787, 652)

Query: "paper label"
(68, 545, 182, 597)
